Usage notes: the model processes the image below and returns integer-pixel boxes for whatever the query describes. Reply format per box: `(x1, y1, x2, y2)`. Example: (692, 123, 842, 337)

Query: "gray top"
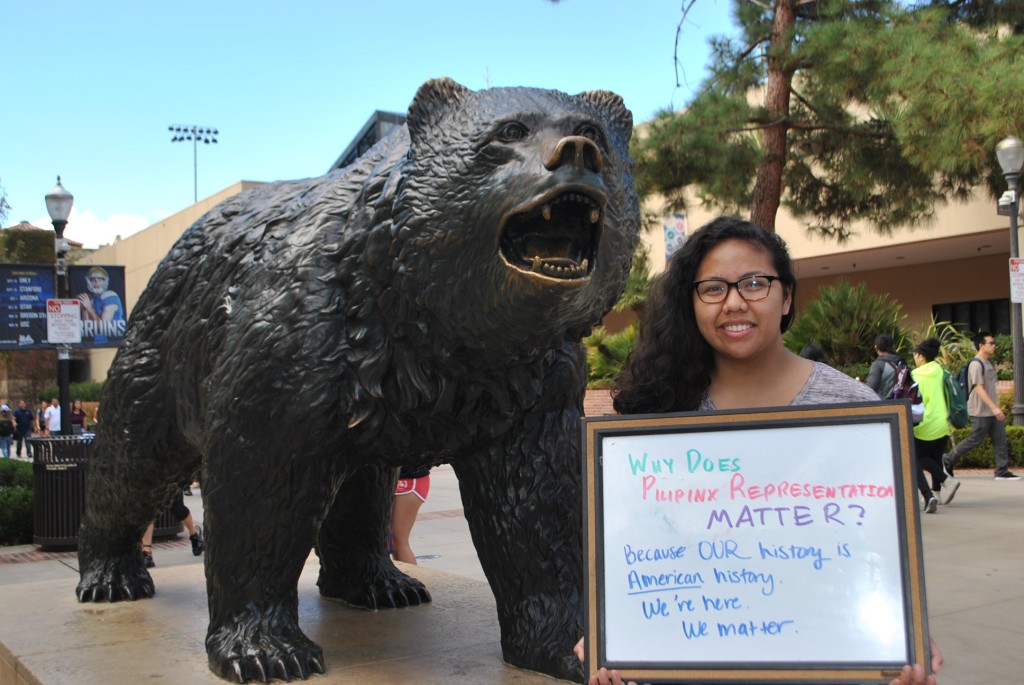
(966, 357, 997, 417)
(699, 362, 880, 411)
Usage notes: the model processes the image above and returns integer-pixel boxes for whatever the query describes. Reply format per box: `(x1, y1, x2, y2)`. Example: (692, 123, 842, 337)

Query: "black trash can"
(31, 435, 182, 550)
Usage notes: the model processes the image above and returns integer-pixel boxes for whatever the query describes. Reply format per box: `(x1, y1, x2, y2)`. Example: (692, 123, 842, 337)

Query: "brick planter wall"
(583, 388, 615, 417)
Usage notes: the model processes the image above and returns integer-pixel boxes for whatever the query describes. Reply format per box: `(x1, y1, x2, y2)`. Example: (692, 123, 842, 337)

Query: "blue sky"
(3, 1, 733, 248)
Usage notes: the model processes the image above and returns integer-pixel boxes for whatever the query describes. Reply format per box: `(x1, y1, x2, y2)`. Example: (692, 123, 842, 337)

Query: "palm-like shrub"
(583, 243, 651, 388)
(584, 325, 639, 388)
(910, 318, 975, 369)
(784, 279, 909, 374)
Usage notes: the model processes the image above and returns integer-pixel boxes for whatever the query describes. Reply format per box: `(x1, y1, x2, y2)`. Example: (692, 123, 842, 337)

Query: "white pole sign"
(1010, 258, 1024, 304)
(46, 298, 82, 344)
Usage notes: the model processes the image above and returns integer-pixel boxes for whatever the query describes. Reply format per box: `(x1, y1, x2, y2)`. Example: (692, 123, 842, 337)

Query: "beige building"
(75, 181, 263, 381)
(74, 177, 1015, 383)
(643, 191, 1013, 335)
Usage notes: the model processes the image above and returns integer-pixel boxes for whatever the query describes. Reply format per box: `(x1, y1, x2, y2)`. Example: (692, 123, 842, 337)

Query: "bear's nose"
(543, 135, 603, 174)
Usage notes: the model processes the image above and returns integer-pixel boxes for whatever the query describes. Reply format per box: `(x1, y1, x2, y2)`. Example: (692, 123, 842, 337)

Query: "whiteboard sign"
(46, 298, 82, 344)
(582, 403, 930, 683)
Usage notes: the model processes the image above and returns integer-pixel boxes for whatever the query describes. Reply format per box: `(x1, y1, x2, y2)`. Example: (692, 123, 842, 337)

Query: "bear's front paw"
(207, 618, 325, 683)
(318, 562, 431, 610)
(76, 553, 154, 602)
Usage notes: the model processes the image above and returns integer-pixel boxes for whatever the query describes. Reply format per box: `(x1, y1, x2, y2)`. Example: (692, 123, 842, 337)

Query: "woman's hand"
(574, 638, 638, 685)
(888, 638, 943, 685)
(888, 664, 937, 685)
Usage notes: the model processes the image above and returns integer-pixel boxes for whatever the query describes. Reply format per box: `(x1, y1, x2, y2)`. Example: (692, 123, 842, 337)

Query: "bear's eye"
(497, 122, 529, 142)
(575, 124, 603, 144)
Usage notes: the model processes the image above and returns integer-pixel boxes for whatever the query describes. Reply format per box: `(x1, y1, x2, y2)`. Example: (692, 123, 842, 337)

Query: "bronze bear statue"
(75, 77, 639, 683)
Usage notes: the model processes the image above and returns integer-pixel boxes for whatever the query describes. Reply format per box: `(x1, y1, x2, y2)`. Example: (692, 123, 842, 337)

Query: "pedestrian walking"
(0, 406, 14, 458)
(12, 400, 34, 459)
(43, 397, 61, 437)
(865, 333, 909, 399)
(910, 338, 956, 512)
(943, 331, 1021, 481)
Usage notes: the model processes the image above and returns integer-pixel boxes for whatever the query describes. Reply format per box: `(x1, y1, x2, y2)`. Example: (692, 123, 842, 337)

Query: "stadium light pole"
(997, 136, 1024, 426)
(44, 176, 74, 436)
(169, 125, 218, 203)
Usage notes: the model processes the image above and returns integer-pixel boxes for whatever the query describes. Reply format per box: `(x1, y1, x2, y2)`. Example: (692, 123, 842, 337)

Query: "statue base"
(0, 555, 563, 684)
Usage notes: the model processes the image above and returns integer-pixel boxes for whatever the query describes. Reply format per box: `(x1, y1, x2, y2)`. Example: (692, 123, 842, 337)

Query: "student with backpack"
(911, 338, 958, 512)
(943, 331, 1021, 481)
(865, 333, 910, 399)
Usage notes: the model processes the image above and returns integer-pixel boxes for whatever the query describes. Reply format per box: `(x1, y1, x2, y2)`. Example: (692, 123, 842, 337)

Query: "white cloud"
(31, 208, 153, 250)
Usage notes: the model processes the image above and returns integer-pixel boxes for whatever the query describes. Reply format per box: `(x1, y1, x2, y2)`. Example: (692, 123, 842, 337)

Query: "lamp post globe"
(44, 176, 74, 436)
(997, 137, 1024, 426)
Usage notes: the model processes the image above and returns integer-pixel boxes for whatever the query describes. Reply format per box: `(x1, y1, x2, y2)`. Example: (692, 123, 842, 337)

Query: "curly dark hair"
(612, 216, 796, 414)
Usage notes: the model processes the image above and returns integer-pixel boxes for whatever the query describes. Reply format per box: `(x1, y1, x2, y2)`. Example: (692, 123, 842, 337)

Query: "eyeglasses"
(693, 275, 783, 304)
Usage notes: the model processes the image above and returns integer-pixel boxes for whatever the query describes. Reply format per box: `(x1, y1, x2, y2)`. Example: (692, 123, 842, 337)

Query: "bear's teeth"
(531, 256, 542, 271)
(542, 204, 552, 221)
(581, 258, 589, 272)
(589, 209, 600, 224)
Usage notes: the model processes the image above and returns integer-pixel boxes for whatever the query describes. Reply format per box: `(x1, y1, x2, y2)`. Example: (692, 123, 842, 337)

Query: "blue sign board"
(0, 264, 127, 349)
(0, 264, 55, 349)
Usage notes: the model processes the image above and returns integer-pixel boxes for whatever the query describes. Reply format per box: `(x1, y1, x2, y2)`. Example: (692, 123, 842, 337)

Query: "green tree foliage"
(0, 226, 55, 264)
(613, 241, 653, 313)
(634, 1, 1024, 238)
(783, 279, 909, 373)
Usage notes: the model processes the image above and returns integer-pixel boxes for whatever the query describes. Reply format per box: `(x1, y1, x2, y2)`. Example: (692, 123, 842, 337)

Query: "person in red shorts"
(390, 466, 431, 564)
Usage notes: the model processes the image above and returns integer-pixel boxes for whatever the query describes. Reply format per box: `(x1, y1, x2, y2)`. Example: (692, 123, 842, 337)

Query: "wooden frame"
(582, 402, 930, 683)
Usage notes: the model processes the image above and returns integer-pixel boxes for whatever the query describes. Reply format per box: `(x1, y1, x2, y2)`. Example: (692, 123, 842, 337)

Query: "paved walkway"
(1, 464, 1022, 683)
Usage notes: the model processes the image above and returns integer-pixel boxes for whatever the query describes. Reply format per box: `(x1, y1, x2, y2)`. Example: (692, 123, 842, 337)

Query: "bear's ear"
(577, 90, 633, 140)
(407, 78, 471, 141)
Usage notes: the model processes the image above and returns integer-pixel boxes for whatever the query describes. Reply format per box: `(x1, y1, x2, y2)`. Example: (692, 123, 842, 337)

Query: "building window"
(932, 298, 1010, 335)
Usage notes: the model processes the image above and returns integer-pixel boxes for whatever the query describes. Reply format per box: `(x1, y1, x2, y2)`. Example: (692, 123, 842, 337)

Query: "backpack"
(943, 368, 970, 429)
(955, 357, 981, 401)
(884, 358, 914, 401)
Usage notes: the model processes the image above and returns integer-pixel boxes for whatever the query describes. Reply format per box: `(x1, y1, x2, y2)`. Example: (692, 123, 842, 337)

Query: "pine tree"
(633, 1, 1024, 238)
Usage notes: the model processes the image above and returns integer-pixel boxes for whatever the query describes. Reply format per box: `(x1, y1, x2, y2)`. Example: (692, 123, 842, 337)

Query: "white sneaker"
(939, 478, 960, 505)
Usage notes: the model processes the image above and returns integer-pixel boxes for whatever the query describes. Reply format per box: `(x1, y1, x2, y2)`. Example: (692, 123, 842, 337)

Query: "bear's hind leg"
(76, 437, 199, 603)
(316, 463, 431, 610)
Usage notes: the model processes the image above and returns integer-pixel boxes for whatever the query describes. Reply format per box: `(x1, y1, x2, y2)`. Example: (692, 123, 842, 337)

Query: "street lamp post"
(168, 125, 218, 203)
(997, 136, 1024, 426)
(44, 176, 74, 436)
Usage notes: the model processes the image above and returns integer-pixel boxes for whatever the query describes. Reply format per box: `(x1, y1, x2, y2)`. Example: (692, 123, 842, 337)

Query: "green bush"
(949, 425, 1024, 470)
(993, 334, 1013, 380)
(0, 458, 32, 487)
(38, 380, 104, 402)
(0, 459, 33, 545)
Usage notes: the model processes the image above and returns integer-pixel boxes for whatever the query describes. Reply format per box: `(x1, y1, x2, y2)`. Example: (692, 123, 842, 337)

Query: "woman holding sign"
(577, 217, 941, 685)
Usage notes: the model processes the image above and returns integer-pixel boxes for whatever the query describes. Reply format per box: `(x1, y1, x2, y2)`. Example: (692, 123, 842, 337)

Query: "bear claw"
(76, 560, 154, 604)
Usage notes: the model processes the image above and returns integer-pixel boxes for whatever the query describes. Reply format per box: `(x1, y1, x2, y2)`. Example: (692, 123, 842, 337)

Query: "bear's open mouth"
(499, 189, 603, 281)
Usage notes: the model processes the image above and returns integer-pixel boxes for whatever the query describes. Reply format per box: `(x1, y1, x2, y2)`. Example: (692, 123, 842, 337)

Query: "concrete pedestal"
(0, 558, 564, 685)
